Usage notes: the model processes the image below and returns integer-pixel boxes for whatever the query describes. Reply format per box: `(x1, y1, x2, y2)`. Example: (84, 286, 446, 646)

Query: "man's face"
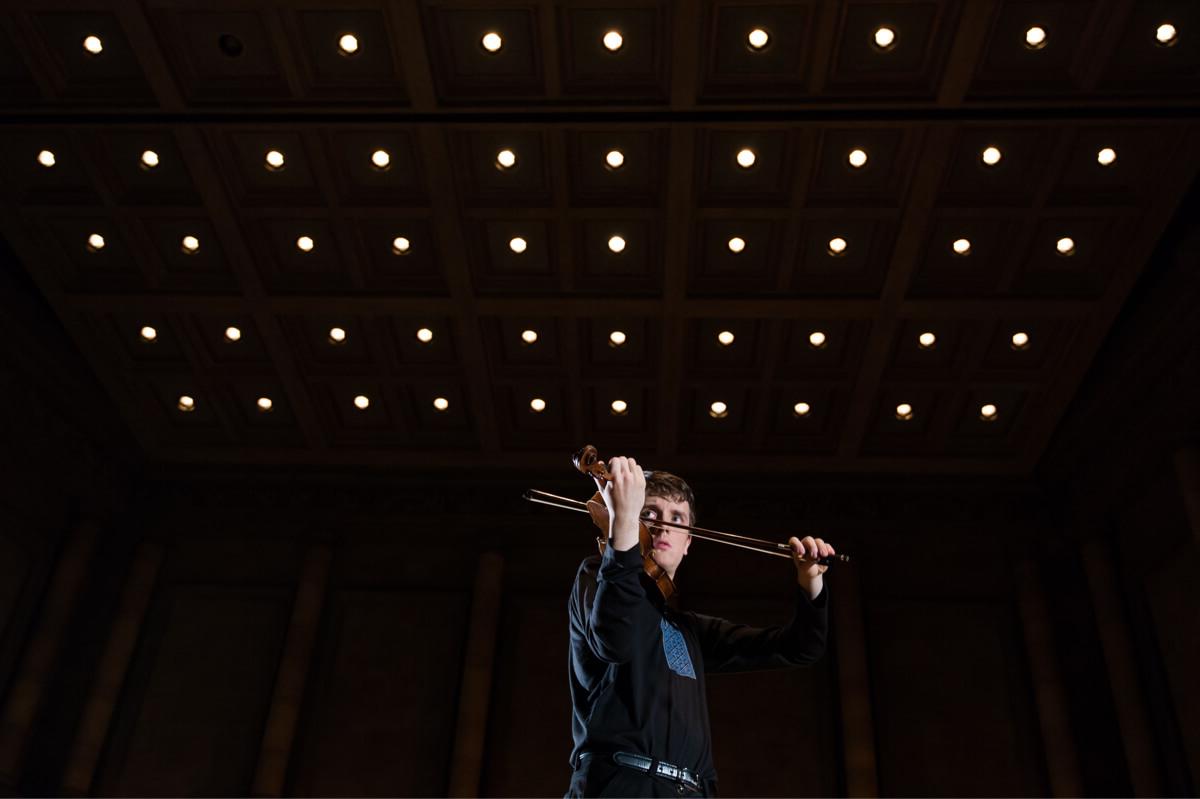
(640, 494, 692, 578)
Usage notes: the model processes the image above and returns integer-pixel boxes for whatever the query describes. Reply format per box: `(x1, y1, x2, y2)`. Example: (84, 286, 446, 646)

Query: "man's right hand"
(595, 455, 645, 552)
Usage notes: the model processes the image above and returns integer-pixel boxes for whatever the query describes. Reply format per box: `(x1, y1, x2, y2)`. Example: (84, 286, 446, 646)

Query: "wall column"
(832, 550, 879, 797)
(1080, 537, 1161, 796)
(0, 514, 101, 787)
(448, 552, 505, 797)
(60, 538, 164, 795)
(1015, 559, 1083, 797)
(251, 543, 333, 797)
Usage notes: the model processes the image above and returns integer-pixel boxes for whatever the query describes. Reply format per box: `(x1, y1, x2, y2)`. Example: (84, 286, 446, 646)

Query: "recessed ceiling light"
(1024, 26, 1047, 49)
(353, 394, 370, 410)
(296, 235, 315, 253)
(610, 399, 628, 415)
(530, 397, 547, 413)
(481, 31, 503, 53)
(338, 33, 359, 55)
(265, 149, 285, 171)
(83, 35, 103, 55)
(747, 28, 770, 50)
(952, 238, 972, 256)
(980, 403, 999, 420)
(416, 327, 434, 343)
(603, 30, 623, 52)
(809, 330, 827, 348)
(1156, 23, 1177, 46)
(895, 403, 913, 420)
(1097, 147, 1117, 166)
(828, 237, 848, 256)
(224, 326, 242, 342)
(140, 149, 160, 170)
(605, 149, 625, 170)
(509, 236, 527, 254)
(392, 236, 411, 255)
(371, 149, 391, 170)
(609, 330, 626, 347)
(1056, 236, 1076, 256)
(37, 150, 56, 168)
(257, 396, 273, 412)
(496, 148, 517, 170)
(709, 401, 728, 419)
(736, 148, 757, 169)
(981, 146, 1003, 166)
(918, 331, 937, 349)
(181, 235, 200, 254)
(727, 236, 746, 253)
(1011, 331, 1030, 350)
(328, 326, 347, 344)
(874, 26, 896, 50)
(608, 235, 626, 253)
(793, 402, 811, 417)
(521, 329, 538, 345)
(177, 395, 195, 412)
(848, 148, 868, 168)
(86, 233, 106, 252)
(433, 396, 450, 411)
(139, 325, 157, 342)
(717, 330, 735, 346)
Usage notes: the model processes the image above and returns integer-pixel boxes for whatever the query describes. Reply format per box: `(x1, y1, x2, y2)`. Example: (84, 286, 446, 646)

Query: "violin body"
(578, 453, 676, 602)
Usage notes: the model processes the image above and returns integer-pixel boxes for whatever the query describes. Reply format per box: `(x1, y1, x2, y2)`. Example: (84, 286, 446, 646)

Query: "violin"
(524, 445, 850, 601)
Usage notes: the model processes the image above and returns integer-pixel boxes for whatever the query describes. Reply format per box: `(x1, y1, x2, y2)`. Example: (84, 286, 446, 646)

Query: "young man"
(567, 456, 835, 798)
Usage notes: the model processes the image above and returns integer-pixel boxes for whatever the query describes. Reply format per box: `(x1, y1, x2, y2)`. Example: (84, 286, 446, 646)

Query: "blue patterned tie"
(660, 618, 697, 679)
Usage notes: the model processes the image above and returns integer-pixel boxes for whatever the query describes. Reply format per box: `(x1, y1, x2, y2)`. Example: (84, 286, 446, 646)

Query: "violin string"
(523, 490, 839, 563)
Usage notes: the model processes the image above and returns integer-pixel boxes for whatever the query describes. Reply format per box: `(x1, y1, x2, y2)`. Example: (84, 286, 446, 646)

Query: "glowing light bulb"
(874, 27, 896, 49)
(1156, 23, 1177, 46)
(1011, 331, 1030, 350)
(433, 397, 450, 411)
(609, 330, 626, 347)
(328, 326, 347, 344)
(509, 236, 527, 254)
(980, 403, 998, 420)
(338, 33, 359, 55)
(521, 329, 538, 345)
(265, 150, 285, 170)
(981, 146, 1002, 166)
(83, 35, 103, 55)
(496, 148, 517, 170)
(371, 149, 391, 170)
(610, 399, 628, 415)
(727, 236, 746, 253)
(392, 236, 411, 255)
(482, 32, 503, 53)
(177, 395, 195, 412)
(952, 238, 971, 256)
(809, 331, 827, 348)
(828, 237, 848, 256)
(603, 30, 623, 52)
(793, 402, 811, 417)
(181, 235, 200, 254)
(736, 148, 757, 169)
(717, 330, 735, 346)
(296, 235, 315, 252)
(224, 326, 242, 342)
(139, 325, 157, 342)
(1025, 26, 1046, 49)
(1056, 237, 1076, 256)
(416, 327, 433, 343)
(895, 403, 913, 420)
(1097, 147, 1116, 166)
(605, 149, 625, 169)
(747, 28, 770, 50)
(87, 233, 105, 251)
(709, 401, 728, 418)
(353, 394, 370, 410)
(848, 149, 868, 168)
(530, 397, 547, 412)
(608, 235, 626, 253)
(37, 150, 55, 168)
(140, 149, 160, 169)
(257, 396, 273, 412)
(918, 332, 936, 349)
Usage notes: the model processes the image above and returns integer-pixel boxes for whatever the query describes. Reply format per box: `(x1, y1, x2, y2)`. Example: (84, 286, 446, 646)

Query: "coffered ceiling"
(1, 0, 1198, 473)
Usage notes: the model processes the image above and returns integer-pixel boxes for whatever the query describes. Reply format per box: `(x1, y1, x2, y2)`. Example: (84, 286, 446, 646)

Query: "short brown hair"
(645, 470, 697, 527)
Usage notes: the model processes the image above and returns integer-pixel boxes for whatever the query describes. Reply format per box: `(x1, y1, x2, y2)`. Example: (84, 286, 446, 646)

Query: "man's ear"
(681, 533, 691, 556)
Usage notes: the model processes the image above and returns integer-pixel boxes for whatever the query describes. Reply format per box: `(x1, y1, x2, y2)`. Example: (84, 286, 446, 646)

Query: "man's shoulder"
(574, 552, 603, 582)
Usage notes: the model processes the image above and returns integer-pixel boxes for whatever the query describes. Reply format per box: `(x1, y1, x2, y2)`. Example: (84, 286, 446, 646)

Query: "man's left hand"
(789, 535, 834, 599)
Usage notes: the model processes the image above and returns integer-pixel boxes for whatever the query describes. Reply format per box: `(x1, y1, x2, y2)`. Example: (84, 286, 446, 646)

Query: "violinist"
(565, 456, 835, 798)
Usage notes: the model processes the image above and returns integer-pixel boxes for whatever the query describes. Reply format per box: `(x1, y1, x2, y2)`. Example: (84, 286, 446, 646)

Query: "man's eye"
(641, 510, 656, 518)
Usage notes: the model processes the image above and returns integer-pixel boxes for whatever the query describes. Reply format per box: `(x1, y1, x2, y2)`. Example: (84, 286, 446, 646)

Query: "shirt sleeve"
(684, 586, 829, 674)
(570, 543, 660, 664)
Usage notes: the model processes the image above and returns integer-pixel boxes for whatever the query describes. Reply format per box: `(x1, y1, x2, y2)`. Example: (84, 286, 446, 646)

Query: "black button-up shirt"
(568, 543, 829, 787)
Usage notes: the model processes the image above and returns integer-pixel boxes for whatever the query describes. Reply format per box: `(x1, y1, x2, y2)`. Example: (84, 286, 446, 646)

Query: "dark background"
(1, 1, 1199, 796)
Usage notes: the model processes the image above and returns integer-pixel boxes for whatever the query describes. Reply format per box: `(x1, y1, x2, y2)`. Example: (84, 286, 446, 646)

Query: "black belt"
(580, 751, 704, 794)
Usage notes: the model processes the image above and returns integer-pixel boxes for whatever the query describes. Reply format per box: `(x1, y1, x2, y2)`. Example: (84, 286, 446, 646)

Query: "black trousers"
(566, 754, 712, 798)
